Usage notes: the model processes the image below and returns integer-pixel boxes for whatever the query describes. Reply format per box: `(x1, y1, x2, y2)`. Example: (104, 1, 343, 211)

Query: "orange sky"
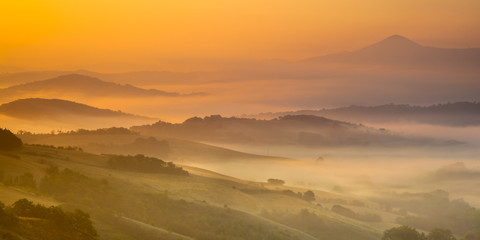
(2, 0, 480, 72)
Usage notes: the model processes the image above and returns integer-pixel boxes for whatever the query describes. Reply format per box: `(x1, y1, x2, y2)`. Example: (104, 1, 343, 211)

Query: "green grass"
(0, 185, 59, 206)
(0, 145, 398, 239)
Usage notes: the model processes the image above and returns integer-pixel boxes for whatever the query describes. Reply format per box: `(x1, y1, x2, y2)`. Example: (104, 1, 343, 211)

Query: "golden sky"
(2, 0, 480, 71)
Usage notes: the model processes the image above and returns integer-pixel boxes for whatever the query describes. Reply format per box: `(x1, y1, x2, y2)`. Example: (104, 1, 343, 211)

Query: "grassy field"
(0, 185, 59, 206)
(0, 145, 402, 240)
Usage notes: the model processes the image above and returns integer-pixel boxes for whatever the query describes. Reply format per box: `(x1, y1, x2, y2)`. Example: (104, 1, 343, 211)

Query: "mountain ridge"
(0, 74, 205, 100)
(240, 102, 480, 126)
(0, 98, 153, 120)
(302, 35, 480, 67)
(131, 114, 458, 147)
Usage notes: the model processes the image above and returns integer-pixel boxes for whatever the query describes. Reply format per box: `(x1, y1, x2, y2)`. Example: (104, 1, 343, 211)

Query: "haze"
(2, 0, 480, 71)
(1, 1, 480, 240)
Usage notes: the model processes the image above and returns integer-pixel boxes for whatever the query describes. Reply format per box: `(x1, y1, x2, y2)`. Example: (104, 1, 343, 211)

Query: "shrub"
(267, 178, 285, 185)
(382, 225, 425, 240)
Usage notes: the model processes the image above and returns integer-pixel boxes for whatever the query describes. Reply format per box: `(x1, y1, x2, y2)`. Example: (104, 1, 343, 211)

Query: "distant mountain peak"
(302, 35, 426, 63)
(362, 34, 421, 50)
(385, 34, 410, 41)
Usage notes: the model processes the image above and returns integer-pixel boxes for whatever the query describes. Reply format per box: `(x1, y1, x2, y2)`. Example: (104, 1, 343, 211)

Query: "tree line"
(0, 199, 97, 240)
(382, 225, 480, 240)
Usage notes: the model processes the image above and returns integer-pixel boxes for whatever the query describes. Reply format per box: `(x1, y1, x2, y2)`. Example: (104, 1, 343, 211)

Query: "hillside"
(303, 35, 480, 68)
(0, 98, 152, 120)
(242, 102, 480, 127)
(0, 98, 156, 132)
(1, 37, 478, 111)
(0, 70, 216, 87)
(131, 115, 455, 147)
(17, 128, 289, 163)
(0, 74, 198, 101)
(2, 138, 478, 240)
(0, 144, 387, 240)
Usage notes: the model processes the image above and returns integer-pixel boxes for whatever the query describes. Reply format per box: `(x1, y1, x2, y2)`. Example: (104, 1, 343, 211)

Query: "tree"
(382, 226, 425, 240)
(303, 190, 315, 202)
(0, 201, 18, 228)
(6, 199, 98, 239)
(69, 209, 98, 239)
(11, 199, 35, 217)
(427, 228, 456, 240)
(267, 178, 285, 185)
(0, 128, 23, 150)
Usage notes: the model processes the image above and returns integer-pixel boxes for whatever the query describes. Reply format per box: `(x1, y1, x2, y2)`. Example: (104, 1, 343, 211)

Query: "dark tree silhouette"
(0, 128, 22, 150)
(267, 178, 285, 185)
(427, 228, 456, 240)
(5, 198, 98, 240)
(382, 226, 425, 240)
(303, 190, 315, 202)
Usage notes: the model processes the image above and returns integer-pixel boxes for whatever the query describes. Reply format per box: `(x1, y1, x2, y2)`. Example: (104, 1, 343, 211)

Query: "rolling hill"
(242, 102, 480, 127)
(1, 36, 478, 123)
(0, 98, 156, 132)
(17, 127, 289, 164)
(0, 143, 385, 240)
(3, 133, 478, 239)
(0, 98, 152, 120)
(131, 114, 456, 147)
(0, 74, 202, 101)
(0, 70, 216, 88)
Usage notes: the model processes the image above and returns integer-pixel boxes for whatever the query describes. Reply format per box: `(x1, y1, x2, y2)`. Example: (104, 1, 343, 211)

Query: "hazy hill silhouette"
(303, 35, 480, 67)
(243, 102, 480, 126)
(0, 98, 151, 120)
(0, 70, 215, 87)
(85, 136, 287, 163)
(2, 36, 478, 87)
(431, 162, 480, 181)
(1, 36, 478, 110)
(0, 74, 189, 99)
(131, 115, 455, 147)
(18, 127, 289, 163)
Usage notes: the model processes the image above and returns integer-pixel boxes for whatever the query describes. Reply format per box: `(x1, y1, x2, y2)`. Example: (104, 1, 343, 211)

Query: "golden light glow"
(2, 0, 480, 71)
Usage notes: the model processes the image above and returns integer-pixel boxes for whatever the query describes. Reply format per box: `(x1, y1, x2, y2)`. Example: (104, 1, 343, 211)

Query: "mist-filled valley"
(1, 35, 479, 123)
(2, 2, 480, 239)
(3, 99, 480, 239)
